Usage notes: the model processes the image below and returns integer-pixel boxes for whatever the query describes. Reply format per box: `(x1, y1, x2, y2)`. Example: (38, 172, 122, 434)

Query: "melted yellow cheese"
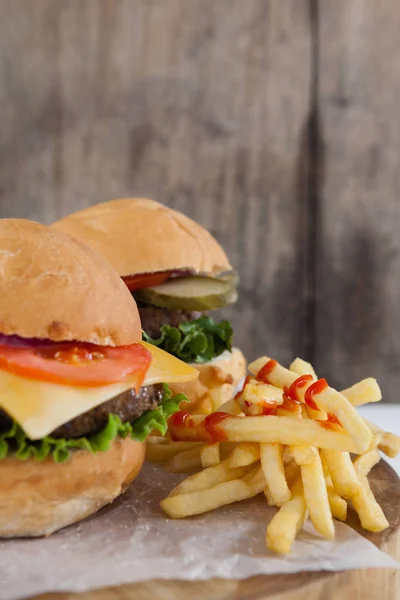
(0, 342, 198, 440)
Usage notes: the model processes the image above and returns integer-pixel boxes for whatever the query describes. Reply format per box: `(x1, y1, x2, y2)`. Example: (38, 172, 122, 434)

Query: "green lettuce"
(142, 316, 233, 363)
(0, 384, 187, 464)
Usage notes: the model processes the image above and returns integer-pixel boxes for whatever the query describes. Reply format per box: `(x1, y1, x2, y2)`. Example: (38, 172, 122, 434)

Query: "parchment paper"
(0, 463, 398, 600)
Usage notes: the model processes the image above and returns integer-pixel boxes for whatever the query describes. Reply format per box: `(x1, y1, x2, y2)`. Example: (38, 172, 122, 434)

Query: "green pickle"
(135, 276, 238, 311)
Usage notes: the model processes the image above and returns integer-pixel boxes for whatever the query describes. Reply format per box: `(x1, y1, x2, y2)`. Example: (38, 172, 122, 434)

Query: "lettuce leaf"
(142, 316, 233, 363)
(0, 384, 187, 464)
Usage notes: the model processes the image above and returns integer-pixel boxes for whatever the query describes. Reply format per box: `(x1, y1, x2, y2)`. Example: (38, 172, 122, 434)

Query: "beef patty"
(0, 383, 164, 439)
(137, 304, 202, 338)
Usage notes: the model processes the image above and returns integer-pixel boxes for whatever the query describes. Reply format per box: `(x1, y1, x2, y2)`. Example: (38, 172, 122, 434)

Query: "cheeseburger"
(0, 219, 197, 538)
(52, 198, 246, 412)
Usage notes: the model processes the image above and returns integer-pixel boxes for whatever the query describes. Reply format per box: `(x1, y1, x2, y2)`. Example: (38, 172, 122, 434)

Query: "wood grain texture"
(0, 0, 312, 365)
(30, 461, 400, 600)
(313, 0, 400, 401)
(0, 0, 399, 401)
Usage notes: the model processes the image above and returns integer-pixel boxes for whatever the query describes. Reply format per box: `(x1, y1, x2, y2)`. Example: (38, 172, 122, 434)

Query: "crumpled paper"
(0, 463, 398, 599)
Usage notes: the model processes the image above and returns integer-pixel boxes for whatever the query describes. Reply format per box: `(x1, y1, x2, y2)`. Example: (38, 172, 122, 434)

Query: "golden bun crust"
(0, 437, 145, 538)
(168, 347, 246, 414)
(0, 219, 141, 345)
(52, 198, 231, 277)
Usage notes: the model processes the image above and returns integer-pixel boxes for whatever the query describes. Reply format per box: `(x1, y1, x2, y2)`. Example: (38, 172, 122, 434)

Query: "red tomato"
(123, 271, 172, 292)
(0, 342, 152, 388)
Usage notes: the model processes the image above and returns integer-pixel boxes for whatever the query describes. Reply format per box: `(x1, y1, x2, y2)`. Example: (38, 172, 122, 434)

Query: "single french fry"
(290, 444, 317, 466)
(243, 382, 283, 405)
(321, 449, 360, 498)
(170, 458, 248, 496)
(341, 379, 382, 407)
(168, 413, 358, 452)
(320, 456, 348, 521)
(328, 492, 347, 521)
(210, 387, 226, 412)
(260, 444, 291, 506)
(366, 420, 400, 458)
(248, 357, 373, 453)
(284, 460, 300, 487)
(353, 448, 381, 478)
(161, 469, 266, 518)
(228, 442, 260, 468)
(289, 355, 326, 420)
(218, 397, 243, 415)
(266, 477, 307, 554)
(351, 477, 389, 532)
(200, 443, 220, 467)
(301, 452, 335, 539)
(164, 447, 203, 473)
(146, 441, 204, 463)
(246, 465, 268, 492)
(248, 357, 296, 387)
(289, 357, 317, 379)
(242, 463, 262, 483)
(276, 404, 303, 418)
(307, 406, 328, 421)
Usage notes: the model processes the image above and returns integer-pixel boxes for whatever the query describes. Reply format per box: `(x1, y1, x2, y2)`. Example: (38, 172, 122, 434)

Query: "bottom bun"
(168, 347, 246, 414)
(0, 437, 145, 538)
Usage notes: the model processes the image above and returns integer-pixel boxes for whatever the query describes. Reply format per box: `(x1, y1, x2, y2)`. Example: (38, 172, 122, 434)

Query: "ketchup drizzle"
(204, 412, 230, 442)
(257, 360, 277, 384)
(284, 374, 313, 402)
(304, 378, 328, 410)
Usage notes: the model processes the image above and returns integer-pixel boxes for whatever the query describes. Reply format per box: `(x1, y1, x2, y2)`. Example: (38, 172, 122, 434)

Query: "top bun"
(0, 219, 141, 345)
(52, 198, 231, 277)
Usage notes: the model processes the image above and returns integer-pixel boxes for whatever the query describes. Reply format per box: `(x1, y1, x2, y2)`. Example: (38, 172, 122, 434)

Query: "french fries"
(146, 440, 204, 463)
(320, 449, 360, 498)
(161, 467, 266, 518)
(260, 443, 291, 506)
(289, 357, 317, 379)
(266, 477, 307, 554)
(165, 446, 203, 473)
(155, 353, 397, 556)
(200, 443, 220, 467)
(168, 413, 358, 451)
(328, 491, 347, 522)
(353, 448, 380, 478)
(366, 420, 400, 458)
(228, 442, 260, 468)
(170, 459, 248, 496)
(301, 451, 335, 539)
(341, 379, 382, 407)
(249, 357, 373, 453)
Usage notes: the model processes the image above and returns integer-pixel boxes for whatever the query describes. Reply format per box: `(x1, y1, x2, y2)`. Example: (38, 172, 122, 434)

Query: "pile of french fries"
(147, 356, 400, 555)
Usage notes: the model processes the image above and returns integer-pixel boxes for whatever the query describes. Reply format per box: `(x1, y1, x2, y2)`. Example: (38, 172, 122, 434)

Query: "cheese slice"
(0, 342, 198, 440)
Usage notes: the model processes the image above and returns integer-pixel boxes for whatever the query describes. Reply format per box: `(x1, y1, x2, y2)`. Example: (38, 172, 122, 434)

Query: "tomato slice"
(0, 342, 152, 388)
(123, 271, 172, 292)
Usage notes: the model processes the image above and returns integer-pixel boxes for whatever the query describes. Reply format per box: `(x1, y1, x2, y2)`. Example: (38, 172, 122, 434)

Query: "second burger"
(52, 198, 246, 413)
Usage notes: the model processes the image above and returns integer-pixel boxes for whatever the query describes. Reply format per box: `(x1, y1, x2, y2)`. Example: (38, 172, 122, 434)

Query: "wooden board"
(33, 460, 400, 600)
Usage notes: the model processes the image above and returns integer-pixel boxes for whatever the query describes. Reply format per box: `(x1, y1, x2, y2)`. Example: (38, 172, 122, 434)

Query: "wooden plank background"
(0, 0, 399, 401)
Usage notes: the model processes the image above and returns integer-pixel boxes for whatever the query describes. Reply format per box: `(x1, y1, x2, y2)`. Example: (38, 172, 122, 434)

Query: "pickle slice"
(216, 269, 240, 287)
(135, 276, 238, 311)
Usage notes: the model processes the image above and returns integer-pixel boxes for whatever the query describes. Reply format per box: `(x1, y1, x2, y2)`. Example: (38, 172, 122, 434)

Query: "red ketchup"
(168, 411, 191, 441)
(234, 375, 252, 401)
(256, 360, 277, 384)
(260, 402, 278, 416)
(284, 374, 313, 402)
(204, 412, 230, 442)
(318, 412, 343, 430)
(304, 378, 328, 410)
(281, 393, 302, 414)
(318, 412, 342, 431)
